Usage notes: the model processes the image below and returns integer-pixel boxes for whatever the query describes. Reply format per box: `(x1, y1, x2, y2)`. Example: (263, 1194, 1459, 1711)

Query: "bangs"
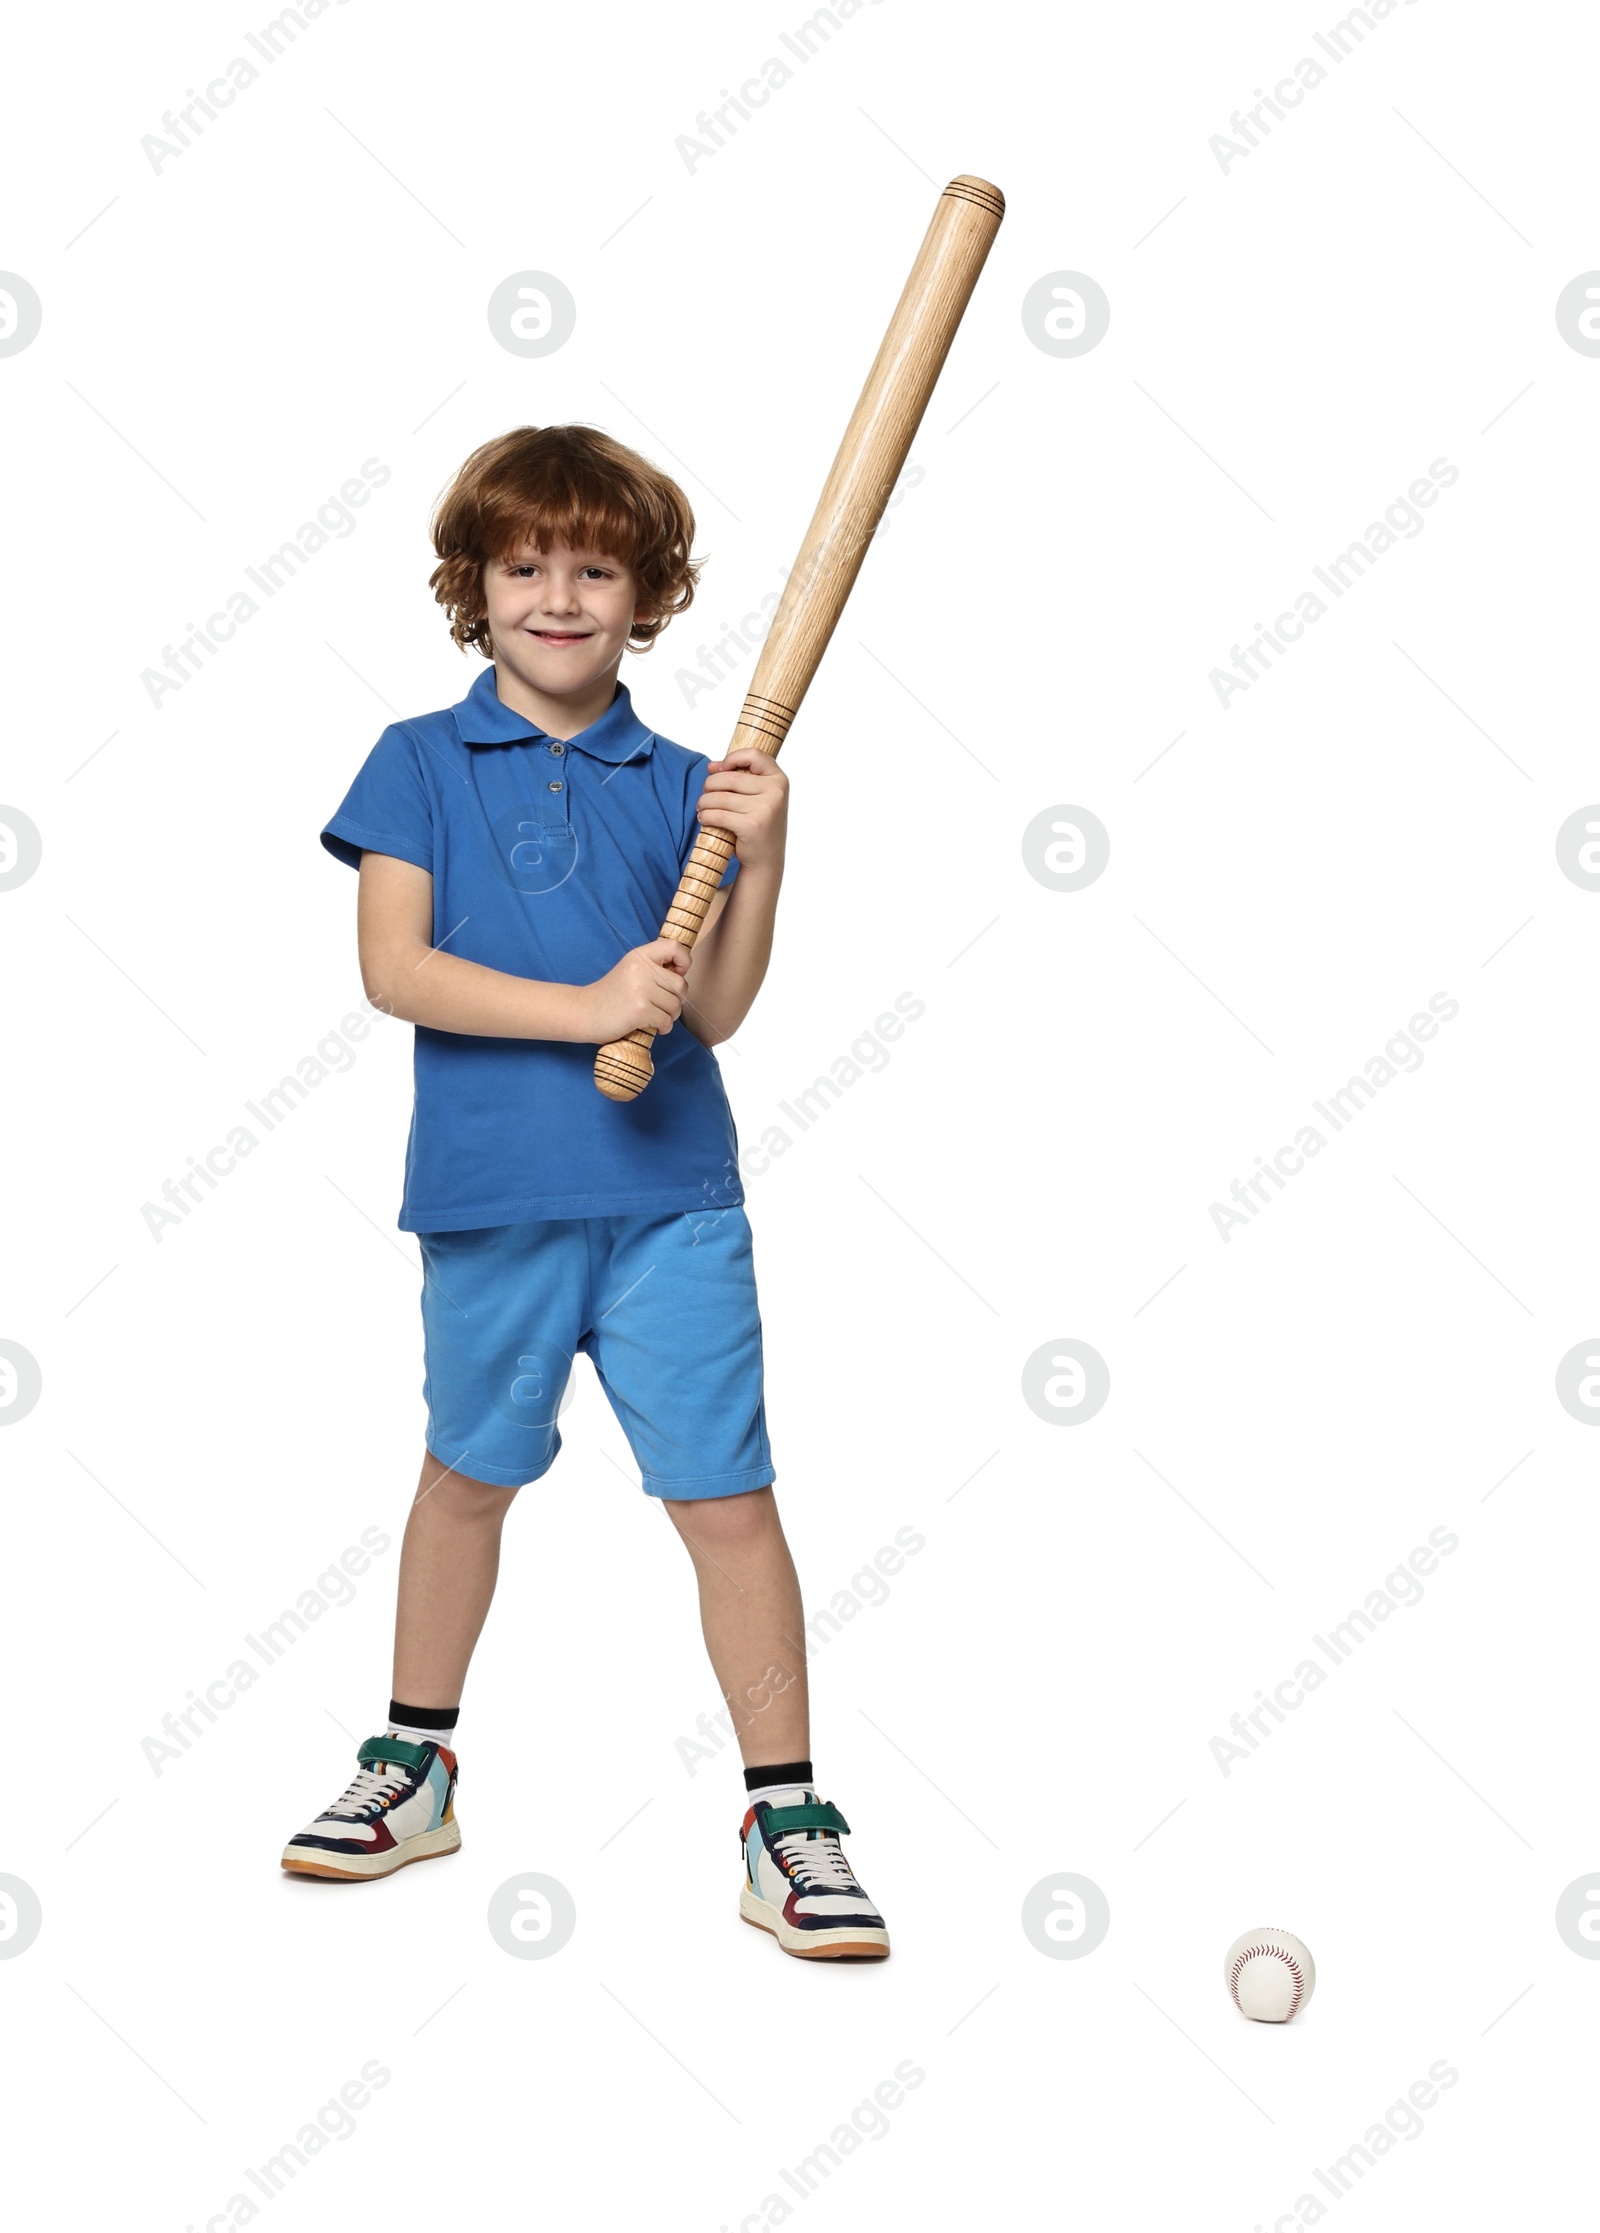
(484, 469, 656, 571)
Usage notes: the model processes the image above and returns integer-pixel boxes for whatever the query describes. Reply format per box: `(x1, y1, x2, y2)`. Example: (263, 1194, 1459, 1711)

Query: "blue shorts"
(417, 1206, 775, 1499)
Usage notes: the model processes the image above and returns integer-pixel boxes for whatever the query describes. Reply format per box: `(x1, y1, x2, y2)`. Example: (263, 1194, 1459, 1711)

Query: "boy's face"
(483, 537, 644, 703)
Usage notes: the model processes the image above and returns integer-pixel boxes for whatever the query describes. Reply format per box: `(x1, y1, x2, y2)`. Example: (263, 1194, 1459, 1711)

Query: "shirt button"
(549, 742, 565, 755)
(548, 780, 564, 792)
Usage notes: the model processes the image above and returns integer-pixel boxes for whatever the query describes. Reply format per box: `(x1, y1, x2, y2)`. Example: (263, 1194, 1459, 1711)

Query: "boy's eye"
(508, 564, 612, 579)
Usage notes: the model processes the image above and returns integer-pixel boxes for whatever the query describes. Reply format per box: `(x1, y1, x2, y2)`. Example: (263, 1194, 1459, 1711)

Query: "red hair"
(428, 424, 702, 657)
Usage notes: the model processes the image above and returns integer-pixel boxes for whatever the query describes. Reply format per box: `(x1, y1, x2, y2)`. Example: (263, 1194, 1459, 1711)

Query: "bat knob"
(594, 1030, 655, 1102)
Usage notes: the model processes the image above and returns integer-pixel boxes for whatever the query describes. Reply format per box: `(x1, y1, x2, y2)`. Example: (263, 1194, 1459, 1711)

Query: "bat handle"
(593, 826, 738, 1102)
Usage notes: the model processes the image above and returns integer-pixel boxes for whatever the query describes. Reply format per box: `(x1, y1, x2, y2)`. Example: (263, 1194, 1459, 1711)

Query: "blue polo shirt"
(321, 664, 744, 1231)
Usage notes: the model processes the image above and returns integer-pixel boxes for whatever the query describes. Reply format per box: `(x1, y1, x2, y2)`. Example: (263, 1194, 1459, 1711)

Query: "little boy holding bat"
(281, 424, 889, 1960)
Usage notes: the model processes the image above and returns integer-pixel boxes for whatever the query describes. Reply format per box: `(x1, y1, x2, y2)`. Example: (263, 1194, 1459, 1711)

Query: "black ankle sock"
(387, 1700, 459, 1744)
(744, 1759, 813, 1793)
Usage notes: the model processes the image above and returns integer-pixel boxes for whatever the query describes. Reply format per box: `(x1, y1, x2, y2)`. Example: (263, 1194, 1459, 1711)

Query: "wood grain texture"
(594, 175, 1004, 1102)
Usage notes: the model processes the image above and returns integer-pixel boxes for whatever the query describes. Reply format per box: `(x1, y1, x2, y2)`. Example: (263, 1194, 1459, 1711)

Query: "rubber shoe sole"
(281, 1820, 462, 1881)
(740, 1884, 890, 1960)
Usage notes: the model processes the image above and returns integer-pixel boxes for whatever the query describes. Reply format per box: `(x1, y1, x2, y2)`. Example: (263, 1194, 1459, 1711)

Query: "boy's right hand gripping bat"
(593, 173, 1005, 1101)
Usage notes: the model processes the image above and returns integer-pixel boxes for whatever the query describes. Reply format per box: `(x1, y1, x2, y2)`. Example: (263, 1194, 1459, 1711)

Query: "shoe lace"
(325, 1761, 412, 1820)
(774, 1830, 858, 1894)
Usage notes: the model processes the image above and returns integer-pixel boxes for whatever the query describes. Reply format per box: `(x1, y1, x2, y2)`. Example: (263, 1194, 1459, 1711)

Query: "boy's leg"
(392, 1447, 523, 1706)
(588, 1208, 888, 1955)
(284, 1218, 578, 1881)
(393, 1218, 586, 1702)
(279, 1447, 518, 1881)
(664, 1485, 889, 1960)
(661, 1486, 809, 1765)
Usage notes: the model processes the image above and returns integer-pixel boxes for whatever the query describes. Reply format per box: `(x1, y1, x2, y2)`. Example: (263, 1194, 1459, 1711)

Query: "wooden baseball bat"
(593, 173, 1005, 1101)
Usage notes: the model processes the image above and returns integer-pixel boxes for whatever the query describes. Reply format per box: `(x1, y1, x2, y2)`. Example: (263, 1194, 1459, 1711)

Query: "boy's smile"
(484, 537, 645, 738)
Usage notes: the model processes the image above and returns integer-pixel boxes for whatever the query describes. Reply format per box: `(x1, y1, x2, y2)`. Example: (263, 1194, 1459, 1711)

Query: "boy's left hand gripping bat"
(593, 173, 1005, 1101)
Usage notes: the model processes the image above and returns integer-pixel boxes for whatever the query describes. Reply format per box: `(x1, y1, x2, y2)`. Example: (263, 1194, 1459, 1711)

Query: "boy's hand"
(696, 747, 788, 874)
(577, 938, 691, 1044)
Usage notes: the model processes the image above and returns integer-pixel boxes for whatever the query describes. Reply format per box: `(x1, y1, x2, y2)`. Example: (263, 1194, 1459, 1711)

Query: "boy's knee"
(418, 1456, 520, 1523)
(665, 1484, 774, 1547)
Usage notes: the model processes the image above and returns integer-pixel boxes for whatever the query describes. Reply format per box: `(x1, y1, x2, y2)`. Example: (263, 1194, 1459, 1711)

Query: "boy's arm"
(357, 851, 690, 1044)
(678, 746, 788, 1049)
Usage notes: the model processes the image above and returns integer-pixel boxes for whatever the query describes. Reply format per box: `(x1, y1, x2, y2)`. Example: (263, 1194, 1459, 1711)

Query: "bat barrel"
(739, 175, 1006, 735)
(593, 175, 1005, 1102)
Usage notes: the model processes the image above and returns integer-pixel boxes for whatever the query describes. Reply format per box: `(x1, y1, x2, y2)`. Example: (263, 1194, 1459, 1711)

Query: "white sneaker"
(281, 1735, 461, 1881)
(740, 1790, 890, 1959)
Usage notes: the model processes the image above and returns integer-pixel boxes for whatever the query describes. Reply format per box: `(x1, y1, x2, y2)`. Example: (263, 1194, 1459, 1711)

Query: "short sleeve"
(683, 752, 740, 891)
(321, 724, 434, 873)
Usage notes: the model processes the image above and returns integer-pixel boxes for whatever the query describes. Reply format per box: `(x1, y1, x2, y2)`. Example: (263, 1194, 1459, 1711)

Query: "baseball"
(1224, 1927, 1316, 2022)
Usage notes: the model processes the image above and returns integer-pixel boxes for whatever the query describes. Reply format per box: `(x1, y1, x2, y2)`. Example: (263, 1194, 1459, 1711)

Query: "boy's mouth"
(529, 628, 591, 646)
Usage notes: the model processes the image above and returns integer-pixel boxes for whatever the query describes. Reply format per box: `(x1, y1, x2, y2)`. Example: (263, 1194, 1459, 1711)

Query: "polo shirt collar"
(451, 663, 655, 764)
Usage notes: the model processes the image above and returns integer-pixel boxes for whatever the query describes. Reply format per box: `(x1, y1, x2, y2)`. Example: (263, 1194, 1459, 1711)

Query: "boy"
(281, 424, 889, 1960)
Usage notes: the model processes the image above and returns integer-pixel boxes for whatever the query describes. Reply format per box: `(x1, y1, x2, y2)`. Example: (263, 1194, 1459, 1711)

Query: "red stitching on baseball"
(1229, 1943, 1305, 2019)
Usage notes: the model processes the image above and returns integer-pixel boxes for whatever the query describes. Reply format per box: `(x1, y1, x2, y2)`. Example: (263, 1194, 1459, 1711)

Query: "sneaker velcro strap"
(357, 1736, 428, 1770)
(763, 1799, 850, 1836)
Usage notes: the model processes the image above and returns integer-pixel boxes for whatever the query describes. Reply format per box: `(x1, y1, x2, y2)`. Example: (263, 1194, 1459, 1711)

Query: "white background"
(3, 0, 1597, 2225)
